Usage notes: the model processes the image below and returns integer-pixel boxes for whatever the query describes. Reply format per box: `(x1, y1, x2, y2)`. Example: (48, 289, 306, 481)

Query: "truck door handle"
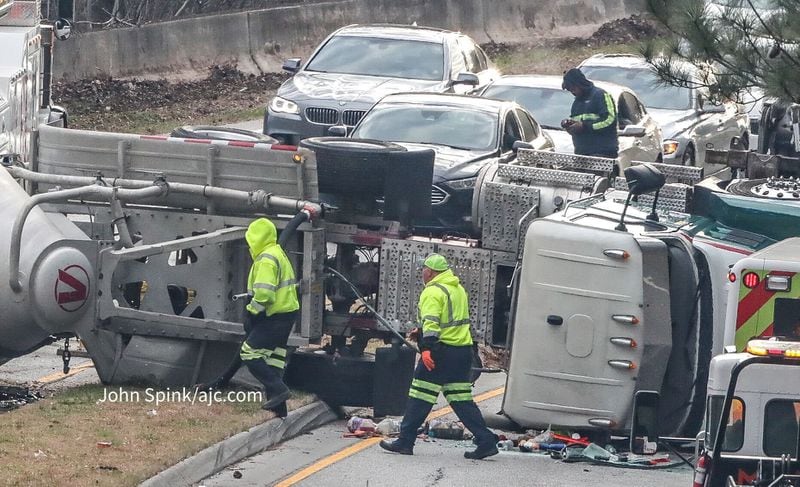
(547, 315, 563, 326)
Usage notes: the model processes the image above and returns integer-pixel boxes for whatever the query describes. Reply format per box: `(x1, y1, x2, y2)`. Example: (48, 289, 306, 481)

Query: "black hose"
(279, 210, 310, 247)
(324, 266, 419, 352)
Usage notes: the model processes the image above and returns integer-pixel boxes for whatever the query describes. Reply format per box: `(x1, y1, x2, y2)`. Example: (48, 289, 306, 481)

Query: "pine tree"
(644, 0, 800, 103)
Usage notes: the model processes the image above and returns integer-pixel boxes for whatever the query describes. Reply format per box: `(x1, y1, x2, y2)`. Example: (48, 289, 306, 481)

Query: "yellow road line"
(34, 362, 94, 385)
(274, 386, 505, 487)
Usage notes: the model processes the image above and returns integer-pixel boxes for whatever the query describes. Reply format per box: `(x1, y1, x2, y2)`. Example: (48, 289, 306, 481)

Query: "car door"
(631, 93, 663, 162)
(515, 108, 553, 151)
(456, 36, 497, 91)
(447, 38, 472, 95)
(616, 92, 652, 167)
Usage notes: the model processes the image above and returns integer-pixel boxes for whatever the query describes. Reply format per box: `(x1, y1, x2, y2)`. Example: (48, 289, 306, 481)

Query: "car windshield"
(482, 84, 573, 129)
(352, 104, 498, 151)
(304, 35, 445, 81)
(581, 66, 692, 110)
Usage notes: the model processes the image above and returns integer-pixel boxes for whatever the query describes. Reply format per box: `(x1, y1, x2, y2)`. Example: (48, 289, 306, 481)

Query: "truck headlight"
(269, 96, 299, 115)
(447, 177, 477, 190)
(663, 140, 679, 155)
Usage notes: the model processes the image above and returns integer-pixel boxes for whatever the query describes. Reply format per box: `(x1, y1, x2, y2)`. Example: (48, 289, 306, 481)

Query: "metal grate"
(305, 107, 338, 125)
(517, 149, 616, 173)
(342, 110, 366, 127)
(431, 185, 449, 205)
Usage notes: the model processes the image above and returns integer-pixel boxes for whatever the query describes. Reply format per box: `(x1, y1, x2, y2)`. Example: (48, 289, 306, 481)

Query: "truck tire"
(284, 349, 375, 407)
(299, 137, 407, 196)
(170, 125, 279, 144)
(299, 137, 406, 155)
(680, 251, 714, 437)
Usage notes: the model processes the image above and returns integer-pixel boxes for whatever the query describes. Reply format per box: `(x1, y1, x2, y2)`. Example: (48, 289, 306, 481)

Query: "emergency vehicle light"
(765, 275, 791, 292)
(743, 272, 760, 289)
(746, 339, 800, 359)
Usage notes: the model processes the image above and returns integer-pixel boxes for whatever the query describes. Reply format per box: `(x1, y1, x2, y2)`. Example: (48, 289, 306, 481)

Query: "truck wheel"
(299, 137, 406, 155)
(284, 349, 375, 407)
(170, 125, 279, 144)
(680, 252, 714, 436)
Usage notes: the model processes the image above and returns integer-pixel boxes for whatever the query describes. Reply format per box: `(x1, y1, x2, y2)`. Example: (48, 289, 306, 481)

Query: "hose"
(324, 266, 419, 352)
(278, 209, 311, 247)
(324, 266, 511, 377)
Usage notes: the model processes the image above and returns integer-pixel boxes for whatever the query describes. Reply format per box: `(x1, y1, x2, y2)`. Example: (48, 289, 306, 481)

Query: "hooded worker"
(561, 67, 619, 159)
(380, 253, 499, 460)
(240, 217, 300, 417)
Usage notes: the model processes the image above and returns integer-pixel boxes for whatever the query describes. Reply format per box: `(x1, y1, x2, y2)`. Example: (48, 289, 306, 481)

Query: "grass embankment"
(0, 384, 313, 486)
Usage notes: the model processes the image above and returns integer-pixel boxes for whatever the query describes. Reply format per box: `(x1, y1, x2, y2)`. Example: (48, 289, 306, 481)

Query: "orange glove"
(421, 350, 435, 371)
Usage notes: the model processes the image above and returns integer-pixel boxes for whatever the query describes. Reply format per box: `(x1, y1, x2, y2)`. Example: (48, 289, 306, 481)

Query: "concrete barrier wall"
(54, 0, 645, 80)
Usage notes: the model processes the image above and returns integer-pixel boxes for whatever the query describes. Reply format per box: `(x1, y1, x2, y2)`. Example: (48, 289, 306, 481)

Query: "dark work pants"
(240, 311, 297, 397)
(397, 344, 495, 449)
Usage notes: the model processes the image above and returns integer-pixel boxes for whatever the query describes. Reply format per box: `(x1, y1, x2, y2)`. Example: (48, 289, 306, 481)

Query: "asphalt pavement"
(203, 372, 693, 487)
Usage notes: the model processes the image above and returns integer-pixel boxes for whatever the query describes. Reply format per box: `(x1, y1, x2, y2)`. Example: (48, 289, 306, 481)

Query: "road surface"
(203, 373, 693, 487)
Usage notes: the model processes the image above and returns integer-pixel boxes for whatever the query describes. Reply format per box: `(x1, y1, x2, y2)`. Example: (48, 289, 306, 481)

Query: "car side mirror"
(327, 125, 347, 137)
(282, 58, 302, 73)
(619, 125, 646, 137)
(452, 72, 479, 87)
(701, 102, 726, 114)
(512, 140, 534, 152)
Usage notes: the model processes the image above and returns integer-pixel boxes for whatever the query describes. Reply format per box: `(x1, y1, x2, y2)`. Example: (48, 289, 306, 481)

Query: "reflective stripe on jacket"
(245, 218, 300, 316)
(569, 83, 619, 157)
(418, 269, 472, 348)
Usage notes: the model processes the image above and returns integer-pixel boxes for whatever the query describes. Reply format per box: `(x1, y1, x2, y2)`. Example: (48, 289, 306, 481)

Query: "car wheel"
(681, 144, 696, 166)
(170, 125, 279, 144)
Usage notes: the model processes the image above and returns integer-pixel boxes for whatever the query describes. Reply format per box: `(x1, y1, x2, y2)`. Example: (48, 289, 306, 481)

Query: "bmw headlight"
(663, 139, 680, 156)
(447, 177, 478, 190)
(269, 96, 299, 115)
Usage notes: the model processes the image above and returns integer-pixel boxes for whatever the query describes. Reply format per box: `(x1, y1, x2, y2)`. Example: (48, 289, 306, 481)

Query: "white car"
(579, 54, 749, 168)
(478, 75, 663, 169)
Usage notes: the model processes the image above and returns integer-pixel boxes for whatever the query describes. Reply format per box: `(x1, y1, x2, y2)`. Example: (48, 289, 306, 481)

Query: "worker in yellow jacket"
(240, 217, 299, 417)
(380, 253, 498, 460)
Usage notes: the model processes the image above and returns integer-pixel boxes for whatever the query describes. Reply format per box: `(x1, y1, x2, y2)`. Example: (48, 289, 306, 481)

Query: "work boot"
(269, 401, 288, 419)
(464, 443, 499, 460)
(261, 389, 290, 410)
(473, 432, 500, 446)
(379, 439, 413, 455)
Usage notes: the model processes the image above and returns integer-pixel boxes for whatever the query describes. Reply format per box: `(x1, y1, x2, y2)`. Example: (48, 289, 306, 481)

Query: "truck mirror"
(630, 390, 660, 455)
(624, 163, 666, 196)
(54, 18, 72, 41)
(615, 164, 665, 232)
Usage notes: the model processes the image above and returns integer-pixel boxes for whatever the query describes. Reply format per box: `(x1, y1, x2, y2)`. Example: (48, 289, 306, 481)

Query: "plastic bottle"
(497, 439, 515, 451)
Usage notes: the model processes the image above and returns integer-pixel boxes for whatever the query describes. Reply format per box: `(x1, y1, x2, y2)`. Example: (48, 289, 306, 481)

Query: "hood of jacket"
(246, 218, 277, 259)
(427, 268, 461, 289)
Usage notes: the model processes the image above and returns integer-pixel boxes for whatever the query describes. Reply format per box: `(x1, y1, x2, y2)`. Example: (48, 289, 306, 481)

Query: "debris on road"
(0, 385, 42, 412)
(376, 418, 401, 436)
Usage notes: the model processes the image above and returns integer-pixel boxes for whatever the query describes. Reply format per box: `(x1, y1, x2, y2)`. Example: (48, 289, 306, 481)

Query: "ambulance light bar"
(746, 339, 800, 359)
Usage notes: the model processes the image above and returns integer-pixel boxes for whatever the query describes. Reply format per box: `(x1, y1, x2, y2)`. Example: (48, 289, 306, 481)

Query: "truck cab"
(0, 0, 67, 165)
(696, 338, 800, 487)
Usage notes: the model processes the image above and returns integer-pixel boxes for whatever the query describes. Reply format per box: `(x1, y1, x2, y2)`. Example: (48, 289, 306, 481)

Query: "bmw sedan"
(479, 75, 663, 169)
(349, 93, 554, 235)
(264, 24, 499, 145)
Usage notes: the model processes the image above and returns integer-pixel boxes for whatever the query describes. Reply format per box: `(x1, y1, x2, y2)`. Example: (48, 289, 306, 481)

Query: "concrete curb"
(140, 400, 337, 487)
